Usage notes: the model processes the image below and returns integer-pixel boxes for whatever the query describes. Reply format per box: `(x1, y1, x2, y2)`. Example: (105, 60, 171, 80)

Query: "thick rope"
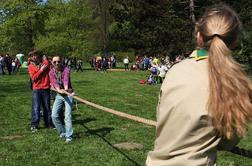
(58, 89, 157, 127)
(71, 95, 157, 126)
(51, 88, 252, 159)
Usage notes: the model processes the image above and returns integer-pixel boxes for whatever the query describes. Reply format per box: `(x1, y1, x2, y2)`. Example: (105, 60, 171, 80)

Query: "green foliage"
(0, 0, 48, 54)
(35, 0, 98, 57)
(109, 0, 195, 55)
(113, 51, 135, 62)
(0, 0, 252, 70)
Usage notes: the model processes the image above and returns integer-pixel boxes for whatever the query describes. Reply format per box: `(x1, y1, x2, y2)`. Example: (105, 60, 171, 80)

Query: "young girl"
(146, 4, 252, 166)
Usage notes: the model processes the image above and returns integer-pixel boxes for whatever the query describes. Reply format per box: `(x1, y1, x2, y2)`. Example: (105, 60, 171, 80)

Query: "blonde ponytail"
(197, 4, 252, 139)
(208, 36, 252, 139)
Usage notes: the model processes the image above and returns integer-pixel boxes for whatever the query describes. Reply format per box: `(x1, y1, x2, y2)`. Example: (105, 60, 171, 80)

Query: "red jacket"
(28, 60, 50, 90)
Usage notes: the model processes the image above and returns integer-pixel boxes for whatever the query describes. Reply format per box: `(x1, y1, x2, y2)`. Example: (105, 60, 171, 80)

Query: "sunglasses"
(52, 60, 61, 64)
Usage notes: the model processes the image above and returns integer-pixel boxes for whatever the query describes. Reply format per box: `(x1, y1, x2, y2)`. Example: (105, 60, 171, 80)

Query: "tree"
(109, 0, 195, 57)
(0, 0, 48, 54)
(87, 0, 116, 54)
(36, 0, 97, 57)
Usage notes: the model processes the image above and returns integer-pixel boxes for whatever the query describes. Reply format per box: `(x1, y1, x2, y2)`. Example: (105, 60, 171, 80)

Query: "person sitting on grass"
(150, 63, 159, 84)
(49, 55, 74, 143)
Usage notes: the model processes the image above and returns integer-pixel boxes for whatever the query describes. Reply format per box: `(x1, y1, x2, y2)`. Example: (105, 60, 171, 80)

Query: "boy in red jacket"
(28, 50, 52, 132)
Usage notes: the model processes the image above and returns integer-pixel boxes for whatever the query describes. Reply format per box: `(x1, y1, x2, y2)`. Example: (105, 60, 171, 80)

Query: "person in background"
(146, 4, 252, 165)
(16, 53, 24, 65)
(123, 56, 129, 71)
(49, 56, 74, 143)
(0, 55, 5, 75)
(28, 49, 52, 132)
(111, 55, 116, 68)
(150, 62, 159, 84)
(11, 59, 16, 73)
(76, 59, 83, 72)
(101, 57, 108, 72)
(143, 56, 150, 71)
(157, 62, 168, 84)
(15, 57, 21, 75)
(5, 54, 12, 75)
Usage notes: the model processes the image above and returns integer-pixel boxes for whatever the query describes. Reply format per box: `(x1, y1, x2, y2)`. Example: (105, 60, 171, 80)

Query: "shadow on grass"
(81, 124, 141, 166)
(72, 117, 96, 125)
(84, 127, 114, 137)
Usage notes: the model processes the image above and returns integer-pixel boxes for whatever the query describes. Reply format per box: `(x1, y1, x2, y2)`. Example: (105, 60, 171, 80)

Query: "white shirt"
(123, 58, 129, 64)
(158, 65, 168, 77)
(12, 62, 16, 67)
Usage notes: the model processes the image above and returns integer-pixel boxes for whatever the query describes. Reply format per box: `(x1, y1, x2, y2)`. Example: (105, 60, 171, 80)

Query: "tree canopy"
(0, 0, 251, 68)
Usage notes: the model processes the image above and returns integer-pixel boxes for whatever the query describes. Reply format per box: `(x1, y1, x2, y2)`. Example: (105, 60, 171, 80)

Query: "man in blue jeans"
(28, 50, 52, 132)
(49, 56, 74, 143)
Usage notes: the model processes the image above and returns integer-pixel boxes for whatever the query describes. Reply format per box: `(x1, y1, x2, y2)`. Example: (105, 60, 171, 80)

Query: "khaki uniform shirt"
(146, 56, 239, 166)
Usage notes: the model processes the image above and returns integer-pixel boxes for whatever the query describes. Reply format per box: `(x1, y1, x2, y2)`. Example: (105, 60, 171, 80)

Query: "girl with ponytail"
(146, 4, 252, 166)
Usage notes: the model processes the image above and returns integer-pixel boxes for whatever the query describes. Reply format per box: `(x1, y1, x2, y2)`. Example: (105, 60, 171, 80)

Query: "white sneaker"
(31, 126, 38, 133)
(65, 138, 72, 143)
(59, 133, 65, 139)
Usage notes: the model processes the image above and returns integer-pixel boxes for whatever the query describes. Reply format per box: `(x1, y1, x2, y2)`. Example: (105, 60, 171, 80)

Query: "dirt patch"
(124, 103, 137, 107)
(113, 142, 144, 150)
(0, 135, 23, 140)
(135, 94, 143, 97)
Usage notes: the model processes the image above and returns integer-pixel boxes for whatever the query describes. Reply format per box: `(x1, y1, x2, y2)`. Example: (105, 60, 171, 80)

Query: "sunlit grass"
(0, 68, 252, 166)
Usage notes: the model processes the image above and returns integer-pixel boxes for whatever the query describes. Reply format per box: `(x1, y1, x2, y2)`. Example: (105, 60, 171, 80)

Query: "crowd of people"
(88, 55, 117, 71)
(0, 53, 24, 75)
(62, 57, 84, 72)
(129, 54, 185, 85)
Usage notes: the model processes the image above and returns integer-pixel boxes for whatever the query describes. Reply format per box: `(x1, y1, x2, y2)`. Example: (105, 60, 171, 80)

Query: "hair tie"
(206, 34, 222, 41)
(212, 34, 222, 39)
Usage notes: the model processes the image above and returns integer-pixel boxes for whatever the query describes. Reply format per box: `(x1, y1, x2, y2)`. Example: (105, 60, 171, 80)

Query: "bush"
(113, 51, 135, 62)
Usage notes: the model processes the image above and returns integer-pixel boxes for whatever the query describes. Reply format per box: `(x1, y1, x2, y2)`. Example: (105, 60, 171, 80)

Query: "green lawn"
(0, 69, 252, 166)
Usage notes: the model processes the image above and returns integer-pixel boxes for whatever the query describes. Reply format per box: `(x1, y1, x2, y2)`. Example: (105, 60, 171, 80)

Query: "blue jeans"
(52, 94, 73, 139)
(31, 89, 51, 128)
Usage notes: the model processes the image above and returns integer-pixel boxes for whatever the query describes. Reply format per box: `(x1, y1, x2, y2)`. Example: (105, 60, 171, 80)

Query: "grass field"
(0, 68, 252, 166)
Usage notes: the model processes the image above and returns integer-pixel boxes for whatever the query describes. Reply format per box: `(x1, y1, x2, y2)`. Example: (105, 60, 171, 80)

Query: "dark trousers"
(76, 66, 83, 72)
(31, 89, 52, 128)
(7, 65, 12, 75)
(124, 64, 129, 70)
(0, 65, 5, 75)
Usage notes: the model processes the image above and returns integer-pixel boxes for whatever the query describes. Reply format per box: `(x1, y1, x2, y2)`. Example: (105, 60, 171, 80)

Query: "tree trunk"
(189, 0, 195, 24)
(27, 17, 34, 49)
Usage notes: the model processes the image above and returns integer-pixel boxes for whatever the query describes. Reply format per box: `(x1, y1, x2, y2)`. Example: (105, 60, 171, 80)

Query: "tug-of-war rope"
(51, 88, 252, 159)
(61, 89, 157, 127)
